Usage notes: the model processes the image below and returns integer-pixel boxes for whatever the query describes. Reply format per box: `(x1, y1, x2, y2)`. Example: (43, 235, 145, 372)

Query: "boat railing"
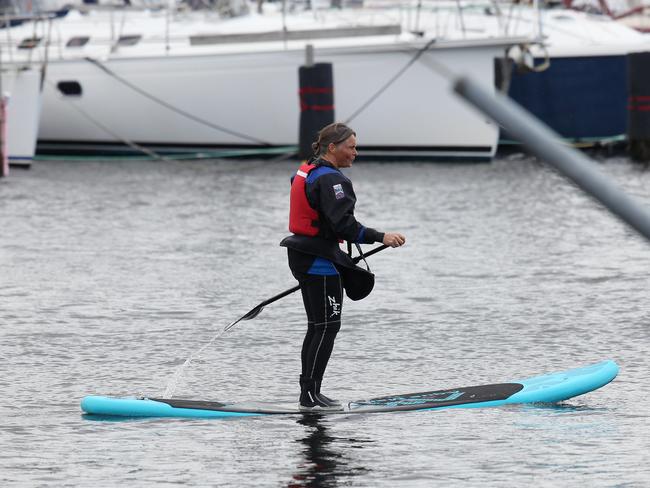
(0, 0, 544, 61)
(1, 13, 55, 69)
(564, 0, 650, 32)
(190, 24, 401, 44)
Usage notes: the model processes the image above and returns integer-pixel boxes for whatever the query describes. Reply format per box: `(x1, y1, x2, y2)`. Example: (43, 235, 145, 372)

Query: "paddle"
(223, 243, 389, 332)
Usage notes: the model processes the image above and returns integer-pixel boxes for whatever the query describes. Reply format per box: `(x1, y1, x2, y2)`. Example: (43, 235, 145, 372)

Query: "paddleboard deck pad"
(81, 360, 618, 419)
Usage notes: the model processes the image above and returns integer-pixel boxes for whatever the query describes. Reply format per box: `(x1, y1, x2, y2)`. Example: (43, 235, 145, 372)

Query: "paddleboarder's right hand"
(383, 232, 406, 248)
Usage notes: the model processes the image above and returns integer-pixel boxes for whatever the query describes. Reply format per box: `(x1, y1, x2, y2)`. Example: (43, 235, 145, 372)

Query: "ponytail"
(312, 123, 356, 156)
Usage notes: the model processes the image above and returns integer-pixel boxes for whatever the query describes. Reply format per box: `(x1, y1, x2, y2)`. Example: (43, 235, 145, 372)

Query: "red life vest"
(289, 162, 320, 236)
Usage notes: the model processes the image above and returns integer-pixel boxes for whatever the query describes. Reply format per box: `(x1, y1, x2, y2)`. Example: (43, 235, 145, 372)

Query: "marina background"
(2, 155, 649, 486)
(6, 0, 650, 165)
(2, 0, 650, 484)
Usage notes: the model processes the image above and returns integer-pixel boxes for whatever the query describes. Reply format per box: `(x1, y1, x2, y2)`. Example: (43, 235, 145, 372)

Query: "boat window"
(552, 15, 575, 21)
(57, 81, 83, 97)
(190, 25, 402, 45)
(117, 35, 141, 46)
(18, 37, 42, 49)
(67, 36, 90, 48)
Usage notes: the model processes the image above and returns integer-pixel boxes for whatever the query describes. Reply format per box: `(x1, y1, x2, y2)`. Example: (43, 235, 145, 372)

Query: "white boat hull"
(38, 41, 504, 159)
(2, 68, 42, 165)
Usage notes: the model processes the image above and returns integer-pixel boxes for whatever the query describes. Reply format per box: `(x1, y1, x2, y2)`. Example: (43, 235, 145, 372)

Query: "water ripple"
(1, 157, 649, 486)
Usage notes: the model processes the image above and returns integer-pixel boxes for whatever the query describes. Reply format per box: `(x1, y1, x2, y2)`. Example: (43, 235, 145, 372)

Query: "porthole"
(67, 36, 90, 47)
(117, 35, 141, 46)
(18, 37, 41, 49)
(57, 81, 83, 96)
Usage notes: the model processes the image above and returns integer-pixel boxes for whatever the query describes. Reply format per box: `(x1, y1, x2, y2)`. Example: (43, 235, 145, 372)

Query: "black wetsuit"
(281, 158, 385, 402)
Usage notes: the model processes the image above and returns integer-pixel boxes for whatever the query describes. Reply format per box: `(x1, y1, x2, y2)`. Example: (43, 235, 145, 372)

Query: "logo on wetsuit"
(328, 295, 340, 318)
(333, 184, 345, 200)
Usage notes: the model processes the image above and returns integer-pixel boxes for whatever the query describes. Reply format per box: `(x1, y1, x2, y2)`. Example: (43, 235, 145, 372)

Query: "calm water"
(1, 156, 649, 487)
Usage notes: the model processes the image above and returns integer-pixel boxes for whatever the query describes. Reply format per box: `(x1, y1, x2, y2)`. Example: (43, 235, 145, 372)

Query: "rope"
(266, 37, 456, 164)
(71, 36, 462, 163)
(344, 37, 449, 125)
(46, 78, 168, 161)
(84, 56, 273, 146)
(35, 145, 298, 162)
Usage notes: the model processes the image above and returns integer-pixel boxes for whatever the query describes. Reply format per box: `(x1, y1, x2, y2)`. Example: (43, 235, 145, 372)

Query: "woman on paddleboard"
(281, 122, 406, 410)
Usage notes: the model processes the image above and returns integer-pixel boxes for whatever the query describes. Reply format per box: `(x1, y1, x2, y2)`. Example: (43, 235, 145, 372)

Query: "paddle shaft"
(224, 244, 389, 331)
(254, 243, 387, 306)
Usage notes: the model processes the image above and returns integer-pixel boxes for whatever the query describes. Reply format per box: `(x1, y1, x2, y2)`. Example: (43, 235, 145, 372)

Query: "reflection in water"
(288, 415, 371, 487)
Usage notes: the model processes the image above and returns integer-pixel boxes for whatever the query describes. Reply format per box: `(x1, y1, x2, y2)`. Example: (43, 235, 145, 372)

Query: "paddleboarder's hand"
(383, 232, 406, 248)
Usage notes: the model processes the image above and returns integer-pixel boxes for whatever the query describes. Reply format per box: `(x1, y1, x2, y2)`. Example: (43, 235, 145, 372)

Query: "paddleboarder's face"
(329, 135, 357, 169)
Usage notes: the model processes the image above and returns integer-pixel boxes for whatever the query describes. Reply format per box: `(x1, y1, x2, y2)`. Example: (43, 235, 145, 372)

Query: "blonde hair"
(311, 122, 356, 156)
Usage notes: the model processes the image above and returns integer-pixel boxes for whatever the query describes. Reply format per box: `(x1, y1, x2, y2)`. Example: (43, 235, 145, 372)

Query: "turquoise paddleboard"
(81, 360, 618, 419)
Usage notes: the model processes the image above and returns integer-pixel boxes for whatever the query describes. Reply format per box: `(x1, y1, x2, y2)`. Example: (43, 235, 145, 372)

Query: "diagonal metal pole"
(453, 76, 650, 243)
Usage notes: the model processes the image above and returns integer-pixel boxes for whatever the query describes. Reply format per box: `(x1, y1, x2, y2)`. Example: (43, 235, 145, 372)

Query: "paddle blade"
(241, 306, 264, 321)
(223, 305, 264, 332)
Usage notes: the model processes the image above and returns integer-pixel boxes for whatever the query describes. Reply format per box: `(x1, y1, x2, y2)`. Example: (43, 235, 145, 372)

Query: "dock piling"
(298, 46, 334, 160)
(627, 52, 650, 161)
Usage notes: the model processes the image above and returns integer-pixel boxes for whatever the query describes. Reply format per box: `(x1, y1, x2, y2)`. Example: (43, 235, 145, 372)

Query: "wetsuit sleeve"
(312, 173, 385, 244)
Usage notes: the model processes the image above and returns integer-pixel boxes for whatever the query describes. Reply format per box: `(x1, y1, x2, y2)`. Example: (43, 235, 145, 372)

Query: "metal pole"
(41, 17, 52, 91)
(4, 13, 14, 63)
(455, 0, 467, 37)
(454, 76, 650, 243)
(0, 43, 3, 98)
(533, 0, 543, 40)
(1, 96, 8, 178)
(282, 0, 287, 43)
(166, 2, 171, 54)
(0, 45, 5, 178)
(305, 44, 314, 67)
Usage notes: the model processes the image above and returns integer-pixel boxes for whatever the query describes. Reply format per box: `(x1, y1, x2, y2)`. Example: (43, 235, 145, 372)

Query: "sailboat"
(2, 0, 539, 160)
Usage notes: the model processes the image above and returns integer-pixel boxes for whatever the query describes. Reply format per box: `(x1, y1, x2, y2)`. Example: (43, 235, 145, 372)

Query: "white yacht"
(0, 67, 42, 166)
(0, 5, 45, 167)
(2, 1, 540, 160)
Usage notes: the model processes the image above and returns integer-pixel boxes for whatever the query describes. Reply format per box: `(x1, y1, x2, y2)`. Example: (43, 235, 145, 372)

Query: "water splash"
(161, 326, 227, 399)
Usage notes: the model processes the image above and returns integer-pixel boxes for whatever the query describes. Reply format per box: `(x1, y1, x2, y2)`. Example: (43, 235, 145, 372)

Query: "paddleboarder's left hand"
(383, 232, 406, 248)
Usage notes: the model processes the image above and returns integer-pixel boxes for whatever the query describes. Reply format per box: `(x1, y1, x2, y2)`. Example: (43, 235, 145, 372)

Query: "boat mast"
(533, 0, 543, 40)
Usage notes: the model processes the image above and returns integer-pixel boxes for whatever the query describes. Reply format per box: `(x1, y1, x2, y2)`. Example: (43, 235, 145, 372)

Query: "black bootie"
(315, 378, 341, 407)
(299, 375, 341, 411)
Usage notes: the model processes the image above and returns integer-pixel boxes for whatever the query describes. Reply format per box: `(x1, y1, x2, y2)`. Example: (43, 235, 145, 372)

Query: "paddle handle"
(353, 244, 389, 263)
